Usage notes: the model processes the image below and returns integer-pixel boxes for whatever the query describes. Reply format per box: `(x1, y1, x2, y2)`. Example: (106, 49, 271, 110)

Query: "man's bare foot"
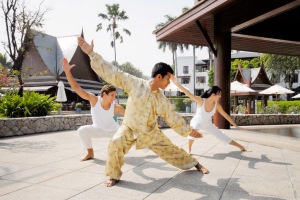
(104, 179, 119, 187)
(195, 163, 209, 174)
(80, 154, 94, 161)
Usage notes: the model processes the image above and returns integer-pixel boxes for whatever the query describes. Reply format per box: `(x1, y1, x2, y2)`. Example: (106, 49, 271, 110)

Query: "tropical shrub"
(0, 91, 57, 118)
(169, 98, 187, 112)
(257, 100, 300, 114)
(0, 66, 18, 87)
(261, 104, 280, 114)
(287, 106, 299, 114)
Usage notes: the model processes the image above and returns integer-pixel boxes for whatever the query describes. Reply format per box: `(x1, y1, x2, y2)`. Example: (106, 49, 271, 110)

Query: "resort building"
(21, 30, 104, 107)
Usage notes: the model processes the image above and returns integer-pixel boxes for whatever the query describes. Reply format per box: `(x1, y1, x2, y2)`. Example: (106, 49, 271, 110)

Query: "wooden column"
(234, 96, 238, 114)
(213, 16, 231, 129)
(247, 98, 251, 114)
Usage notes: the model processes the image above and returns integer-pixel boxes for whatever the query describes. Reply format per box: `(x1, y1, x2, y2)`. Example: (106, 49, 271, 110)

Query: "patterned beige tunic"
(89, 51, 198, 180)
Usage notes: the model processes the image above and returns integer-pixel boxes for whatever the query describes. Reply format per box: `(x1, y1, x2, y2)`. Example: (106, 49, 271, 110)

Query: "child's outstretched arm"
(170, 74, 203, 105)
(216, 104, 243, 129)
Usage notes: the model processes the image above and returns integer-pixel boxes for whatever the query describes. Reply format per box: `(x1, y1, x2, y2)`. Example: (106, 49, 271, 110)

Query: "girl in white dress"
(170, 75, 250, 154)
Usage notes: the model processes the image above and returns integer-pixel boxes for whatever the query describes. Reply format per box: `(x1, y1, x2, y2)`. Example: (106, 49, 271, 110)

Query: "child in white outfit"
(62, 58, 125, 161)
(170, 75, 250, 154)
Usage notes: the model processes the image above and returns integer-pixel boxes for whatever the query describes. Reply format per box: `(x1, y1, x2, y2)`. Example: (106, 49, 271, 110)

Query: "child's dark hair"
(151, 62, 174, 78)
(201, 86, 222, 98)
(100, 85, 116, 97)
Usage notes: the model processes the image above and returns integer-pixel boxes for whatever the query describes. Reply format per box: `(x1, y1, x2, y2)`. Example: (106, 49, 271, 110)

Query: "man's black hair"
(151, 62, 174, 78)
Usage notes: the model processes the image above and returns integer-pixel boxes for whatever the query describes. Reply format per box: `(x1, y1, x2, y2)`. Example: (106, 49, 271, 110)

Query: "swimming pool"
(244, 125, 300, 139)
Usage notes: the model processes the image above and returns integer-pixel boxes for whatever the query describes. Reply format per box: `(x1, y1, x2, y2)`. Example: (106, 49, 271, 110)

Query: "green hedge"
(168, 97, 191, 112)
(0, 91, 59, 118)
(257, 100, 300, 114)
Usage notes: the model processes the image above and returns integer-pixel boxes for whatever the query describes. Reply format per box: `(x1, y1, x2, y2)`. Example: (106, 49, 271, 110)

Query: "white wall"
(177, 56, 195, 94)
(177, 56, 210, 97)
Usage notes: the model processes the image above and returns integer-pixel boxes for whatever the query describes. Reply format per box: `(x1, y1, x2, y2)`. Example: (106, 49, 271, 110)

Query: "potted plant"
(75, 102, 83, 113)
(236, 104, 247, 114)
(55, 103, 62, 115)
(183, 98, 192, 113)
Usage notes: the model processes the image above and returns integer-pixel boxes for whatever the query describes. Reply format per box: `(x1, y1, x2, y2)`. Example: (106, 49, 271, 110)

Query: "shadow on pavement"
(201, 151, 292, 169)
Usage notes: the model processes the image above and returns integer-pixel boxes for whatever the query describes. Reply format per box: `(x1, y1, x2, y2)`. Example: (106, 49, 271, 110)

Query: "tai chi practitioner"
(77, 37, 209, 187)
(62, 58, 125, 161)
(170, 75, 250, 154)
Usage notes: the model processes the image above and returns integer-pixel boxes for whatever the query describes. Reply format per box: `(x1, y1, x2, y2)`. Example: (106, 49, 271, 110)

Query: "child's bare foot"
(80, 153, 94, 161)
(241, 147, 252, 152)
(195, 163, 209, 174)
(104, 179, 119, 187)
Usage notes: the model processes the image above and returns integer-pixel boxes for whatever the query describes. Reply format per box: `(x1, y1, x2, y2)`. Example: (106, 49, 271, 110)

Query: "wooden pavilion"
(21, 30, 103, 106)
(153, 0, 300, 128)
(232, 64, 273, 114)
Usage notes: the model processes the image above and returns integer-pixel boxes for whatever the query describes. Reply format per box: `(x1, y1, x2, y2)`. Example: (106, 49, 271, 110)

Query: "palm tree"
(96, 4, 131, 64)
(156, 15, 189, 76)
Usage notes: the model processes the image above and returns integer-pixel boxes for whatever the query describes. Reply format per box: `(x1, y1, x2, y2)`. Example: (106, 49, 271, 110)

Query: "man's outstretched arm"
(159, 96, 203, 138)
(77, 36, 140, 95)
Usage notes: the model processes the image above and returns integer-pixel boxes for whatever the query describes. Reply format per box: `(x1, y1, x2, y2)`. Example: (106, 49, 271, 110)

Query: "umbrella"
(231, 81, 255, 93)
(56, 81, 67, 102)
(259, 84, 294, 101)
(292, 94, 300, 99)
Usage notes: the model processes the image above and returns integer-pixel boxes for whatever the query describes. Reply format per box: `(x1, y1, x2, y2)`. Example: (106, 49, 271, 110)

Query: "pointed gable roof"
(234, 63, 273, 91)
(22, 30, 103, 94)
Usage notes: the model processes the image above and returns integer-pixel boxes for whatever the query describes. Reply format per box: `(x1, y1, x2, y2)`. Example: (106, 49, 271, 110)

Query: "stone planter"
(1, 114, 300, 138)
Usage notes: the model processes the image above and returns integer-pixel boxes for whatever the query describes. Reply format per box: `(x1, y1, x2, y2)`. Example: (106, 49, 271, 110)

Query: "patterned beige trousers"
(105, 125, 198, 180)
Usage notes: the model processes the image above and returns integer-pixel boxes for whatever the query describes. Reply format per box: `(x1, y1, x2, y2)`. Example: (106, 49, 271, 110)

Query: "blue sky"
(0, 0, 209, 76)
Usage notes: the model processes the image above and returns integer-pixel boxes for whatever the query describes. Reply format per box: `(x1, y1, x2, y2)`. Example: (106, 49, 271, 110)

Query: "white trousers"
(78, 125, 116, 149)
(188, 124, 232, 144)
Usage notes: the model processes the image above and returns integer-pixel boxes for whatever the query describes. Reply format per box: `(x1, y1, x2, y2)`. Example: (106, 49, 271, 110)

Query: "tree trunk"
(13, 52, 25, 96)
(113, 29, 117, 65)
(208, 48, 213, 70)
(174, 50, 178, 77)
(172, 51, 176, 76)
(193, 46, 196, 95)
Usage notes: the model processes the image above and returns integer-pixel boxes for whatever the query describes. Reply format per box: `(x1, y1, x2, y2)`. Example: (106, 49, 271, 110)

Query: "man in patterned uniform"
(77, 37, 209, 187)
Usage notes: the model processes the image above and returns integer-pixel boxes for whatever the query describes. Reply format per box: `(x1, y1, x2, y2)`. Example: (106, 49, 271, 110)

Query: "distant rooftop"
(201, 51, 261, 61)
(231, 51, 262, 59)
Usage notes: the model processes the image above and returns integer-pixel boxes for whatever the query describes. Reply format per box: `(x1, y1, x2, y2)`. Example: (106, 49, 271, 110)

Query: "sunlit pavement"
(0, 126, 299, 200)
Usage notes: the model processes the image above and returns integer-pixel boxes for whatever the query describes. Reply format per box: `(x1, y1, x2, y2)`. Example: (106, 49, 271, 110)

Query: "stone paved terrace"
(0, 126, 299, 200)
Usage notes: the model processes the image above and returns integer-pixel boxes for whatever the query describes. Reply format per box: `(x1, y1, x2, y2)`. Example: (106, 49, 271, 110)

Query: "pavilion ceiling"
(154, 0, 300, 56)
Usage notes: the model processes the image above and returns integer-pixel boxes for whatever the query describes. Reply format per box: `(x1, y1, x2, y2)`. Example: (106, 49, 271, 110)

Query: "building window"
(195, 66, 207, 72)
(196, 76, 206, 84)
(195, 89, 204, 96)
(183, 66, 189, 74)
(181, 77, 190, 84)
(294, 73, 299, 83)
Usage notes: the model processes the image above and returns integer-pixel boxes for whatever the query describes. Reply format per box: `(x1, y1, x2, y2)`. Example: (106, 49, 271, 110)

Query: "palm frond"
(96, 23, 102, 31)
(123, 28, 131, 36)
(98, 13, 107, 19)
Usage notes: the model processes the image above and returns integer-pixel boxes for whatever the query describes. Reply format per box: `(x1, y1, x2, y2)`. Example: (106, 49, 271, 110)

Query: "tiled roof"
(33, 32, 61, 76)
